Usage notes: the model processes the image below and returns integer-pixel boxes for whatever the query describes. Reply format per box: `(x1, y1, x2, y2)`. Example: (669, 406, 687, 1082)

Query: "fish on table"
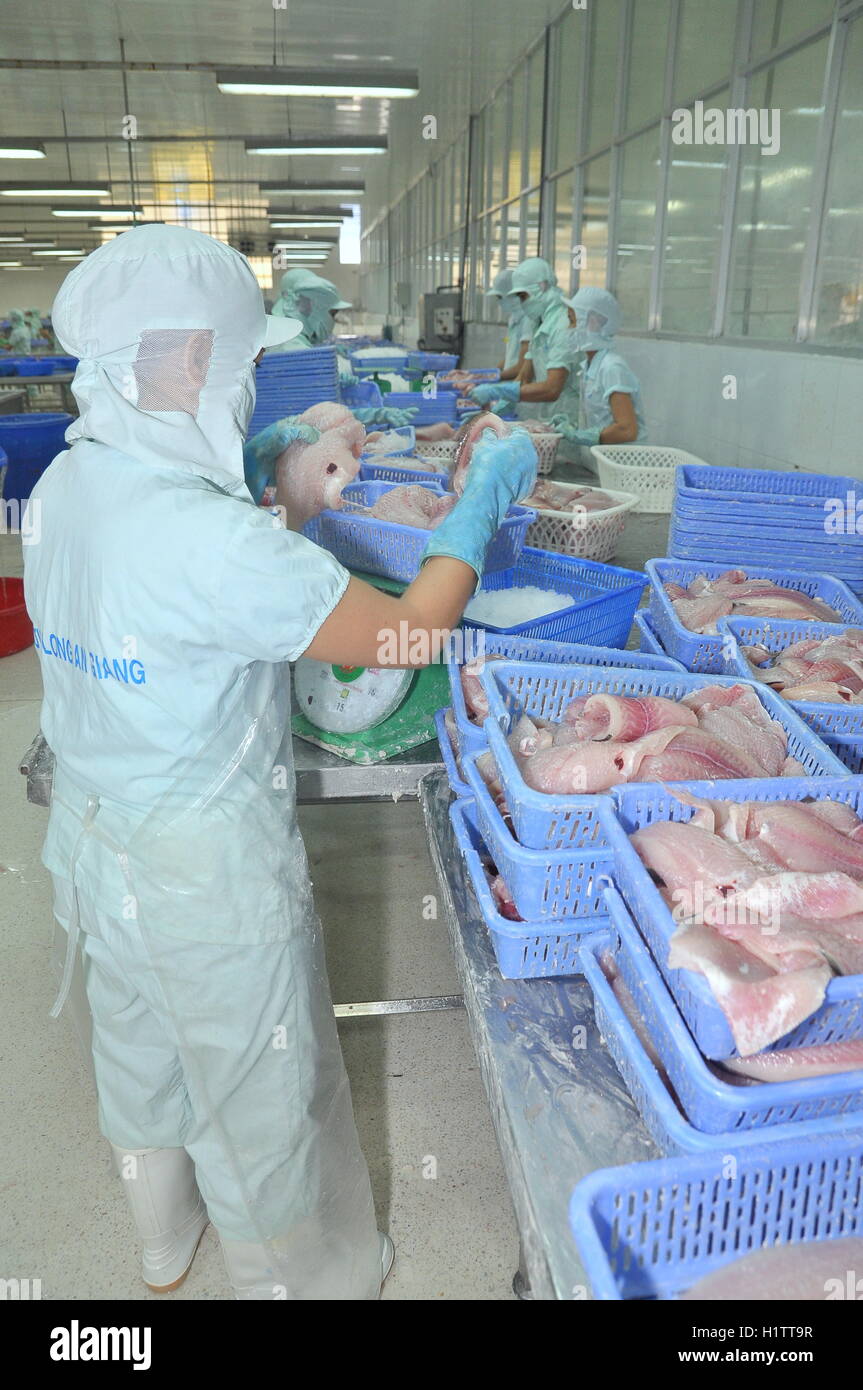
(663, 568, 844, 635)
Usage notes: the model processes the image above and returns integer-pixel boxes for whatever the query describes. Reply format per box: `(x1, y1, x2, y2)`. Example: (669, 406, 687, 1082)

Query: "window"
(551, 7, 584, 171)
(661, 91, 730, 333)
(550, 172, 575, 293)
(674, 0, 737, 101)
(813, 18, 863, 346)
(526, 44, 546, 187)
(491, 84, 510, 208)
(510, 65, 527, 195)
(751, 0, 835, 59)
(615, 127, 661, 327)
(585, 0, 621, 153)
(728, 38, 829, 340)
(626, 0, 671, 131)
(580, 155, 611, 290)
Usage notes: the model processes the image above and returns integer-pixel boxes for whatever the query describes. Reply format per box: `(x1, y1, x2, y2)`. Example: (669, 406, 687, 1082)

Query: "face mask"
(501, 294, 521, 315)
(569, 327, 611, 354)
(521, 295, 546, 326)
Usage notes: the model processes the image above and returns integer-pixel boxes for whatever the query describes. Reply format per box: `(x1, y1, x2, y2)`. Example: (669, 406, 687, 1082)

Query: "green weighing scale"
(291, 570, 451, 765)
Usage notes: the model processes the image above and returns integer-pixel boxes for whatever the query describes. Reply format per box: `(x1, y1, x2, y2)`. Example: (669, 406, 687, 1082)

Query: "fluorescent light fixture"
(0, 186, 110, 197)
(89, 219, 163, 229)
(0, 235, 24, 242)
(260, 182, 364, 197)
(54, 206, 143, 219)
(245, 137, 386, 156)
(273, 240, 337, 249)
(270, 220, 344, 229)
(274, 252, 329, 261)
(0, 142, 45, 159)
(267, 205, 352, 217)
(0, 260, 23, 266)
(217, 67, 418, 98)
(33, 248, 85, 256)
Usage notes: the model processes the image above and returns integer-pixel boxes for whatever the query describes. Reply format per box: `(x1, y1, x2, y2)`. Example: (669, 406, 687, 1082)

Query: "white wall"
(464, 324, 863, 479)
(0, 267, 67, 316)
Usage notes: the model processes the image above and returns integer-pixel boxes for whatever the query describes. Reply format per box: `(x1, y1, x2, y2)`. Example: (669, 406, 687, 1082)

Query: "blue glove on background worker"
(243, 417, 321, 504)
(353, 406, 419, 428)
(469, 380, 520, 406)
(549, 413, 602, 447)
(422, 427, 538, 580)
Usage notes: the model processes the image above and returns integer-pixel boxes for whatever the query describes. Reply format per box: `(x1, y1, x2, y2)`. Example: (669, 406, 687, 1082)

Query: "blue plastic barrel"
(0, 413, 72, 505)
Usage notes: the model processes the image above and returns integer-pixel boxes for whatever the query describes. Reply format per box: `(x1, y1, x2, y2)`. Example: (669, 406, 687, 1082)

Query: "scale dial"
(293, 658, 414, 734)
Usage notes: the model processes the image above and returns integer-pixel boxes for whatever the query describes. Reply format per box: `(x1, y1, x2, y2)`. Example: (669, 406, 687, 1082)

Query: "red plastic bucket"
(0, 577, 33, 656)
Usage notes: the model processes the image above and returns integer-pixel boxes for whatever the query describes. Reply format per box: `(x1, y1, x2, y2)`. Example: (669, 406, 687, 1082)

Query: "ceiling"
(0, 0, 560, 265)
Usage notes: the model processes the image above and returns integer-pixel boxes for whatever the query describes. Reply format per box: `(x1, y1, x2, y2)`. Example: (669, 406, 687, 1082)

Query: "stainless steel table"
(420, 768, 660, 1300)
(293, 733, 442, 804)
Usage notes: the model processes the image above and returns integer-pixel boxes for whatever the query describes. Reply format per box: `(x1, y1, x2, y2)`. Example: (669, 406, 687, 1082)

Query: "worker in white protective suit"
(23, 224, 537, 1300)
(269, 267, 352, 352)
(558, 286, 646, 447)
(469, 258, 582, 442)
(486, 268, 531, 377)
(8, 307, 31, 354)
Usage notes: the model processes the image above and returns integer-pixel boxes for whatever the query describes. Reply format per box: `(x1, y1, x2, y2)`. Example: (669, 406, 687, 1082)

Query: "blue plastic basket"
(717, 615, 863, 737)
(372, 391, 459, 425)
(0, 412, 72, 505)
(465, 549, 646, 648)
(632, 609, 680, 663)
(579, 917, 863, 1170)
(461, 750, 613, 920)
(447, 630, 686, 765)
(479, 663, 847, 853)
(304, 479, 533, 584)
(603, 776, 863, 1059)
(599, 885, 863, 1131)
(449, 799, 609, 978)
(359, 458, 449, 485)
(676, 462, 862, 508)
(823, 731, 863, 773)
(569, 1127, 863, 1300)
(340, 379, 383, 409)
(434, 708, 471, 799)
(647, 558, 863, 673)
(406, 351, 459, 373)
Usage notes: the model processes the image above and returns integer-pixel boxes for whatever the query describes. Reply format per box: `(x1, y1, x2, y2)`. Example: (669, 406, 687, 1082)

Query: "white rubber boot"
(111, 1145, 209, 1293)
(220, 1231, 395, 1300)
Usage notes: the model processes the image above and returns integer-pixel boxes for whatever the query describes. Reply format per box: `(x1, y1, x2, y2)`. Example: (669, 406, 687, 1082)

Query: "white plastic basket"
(590, 445, 710, 514)
(413, 438, 458, 460)
(524, 483, 639, 563)
(528, 430, 562, 476)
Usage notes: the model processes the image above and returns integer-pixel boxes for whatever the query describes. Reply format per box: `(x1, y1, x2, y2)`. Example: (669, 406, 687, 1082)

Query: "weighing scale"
(291, 570, 450, 764)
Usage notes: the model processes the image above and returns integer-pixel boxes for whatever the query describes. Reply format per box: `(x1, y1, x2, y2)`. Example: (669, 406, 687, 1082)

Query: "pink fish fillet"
(668, 920, 831, 1054)
(721, 1038, 863, 1082)
(488, 871, 522, 921)
(671, 595, 735, 634)
(275, 429, 362, 527)
(459, 653, 505, 723)
(415, 422, 456, 441)
(451, 411, 511, 496)
(680, 1238, 863, 1301)
(369, 485, 456, 529)
(696, 706, 787, 776)
(573, 693, 698, 742)
(656, 726, 769, 779)
(518, 726, 681, 794)
(599, 950, 672, 1085)
(746, 803, 863, 877)
(630, 820, 759, 899)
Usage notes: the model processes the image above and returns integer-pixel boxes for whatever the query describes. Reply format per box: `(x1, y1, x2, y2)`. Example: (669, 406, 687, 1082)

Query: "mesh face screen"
(133, 329, 215, 413)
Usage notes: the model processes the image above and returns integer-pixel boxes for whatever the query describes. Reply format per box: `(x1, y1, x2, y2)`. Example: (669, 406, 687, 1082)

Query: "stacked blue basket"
(248, 347, 339, 433)
(669, 465, 863, 599)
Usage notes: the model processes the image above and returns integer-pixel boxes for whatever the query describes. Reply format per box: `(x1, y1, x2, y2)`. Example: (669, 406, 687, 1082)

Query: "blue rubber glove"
(550, 414, 602, 447)
(469, 380, 520, 406)
(338, 368, 360, 387)
(352, 406, 419, 427)
(422, 428, 538, 581)
(243, 417, 321, 504)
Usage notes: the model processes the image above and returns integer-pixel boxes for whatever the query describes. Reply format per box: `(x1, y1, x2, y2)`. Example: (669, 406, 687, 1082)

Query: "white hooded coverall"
(23, 225, 381, 1299)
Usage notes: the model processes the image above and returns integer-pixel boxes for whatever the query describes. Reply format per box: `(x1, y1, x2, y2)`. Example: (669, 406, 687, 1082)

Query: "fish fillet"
(451, 411, 511, 496)
(680, 1238, 863, 1301)
(274, 402, 363, 525)
(720, 1038, 863, 1082)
